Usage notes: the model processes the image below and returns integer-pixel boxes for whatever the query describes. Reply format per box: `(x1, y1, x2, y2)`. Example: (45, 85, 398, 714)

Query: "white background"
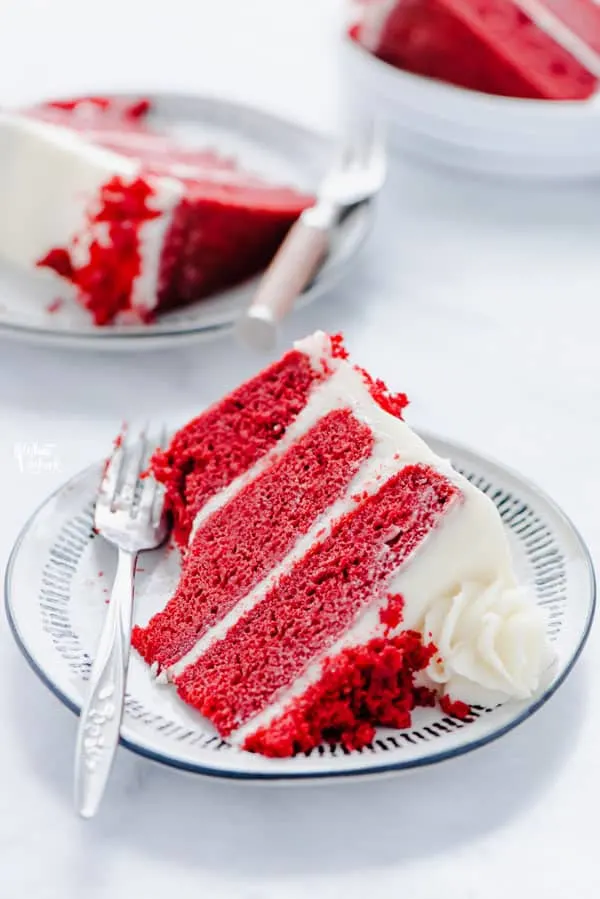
(0, 1, 599, 897)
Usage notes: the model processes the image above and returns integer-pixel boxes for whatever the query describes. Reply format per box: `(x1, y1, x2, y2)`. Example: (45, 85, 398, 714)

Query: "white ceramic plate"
(0, 93, 374, 351)
(342, 35, 600, 179)
(5, 432, 594, 781)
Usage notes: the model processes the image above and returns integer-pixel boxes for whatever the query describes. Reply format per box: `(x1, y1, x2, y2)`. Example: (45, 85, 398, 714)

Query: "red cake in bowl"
(351, 0, 599, 99)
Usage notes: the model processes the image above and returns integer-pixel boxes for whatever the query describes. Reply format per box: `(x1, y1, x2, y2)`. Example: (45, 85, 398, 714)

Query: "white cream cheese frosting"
(422, 581, 550, 703)
(0, 112, 181, 315)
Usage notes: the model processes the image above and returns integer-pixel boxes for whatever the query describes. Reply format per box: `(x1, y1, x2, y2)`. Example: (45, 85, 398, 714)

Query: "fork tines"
(98, 423, 168, 522)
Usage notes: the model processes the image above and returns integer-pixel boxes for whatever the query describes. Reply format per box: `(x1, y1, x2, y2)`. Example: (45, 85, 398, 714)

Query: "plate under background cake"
(131, 331, 551, 758)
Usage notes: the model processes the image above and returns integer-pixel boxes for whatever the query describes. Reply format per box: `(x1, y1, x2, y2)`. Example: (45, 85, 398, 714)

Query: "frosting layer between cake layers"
(133, 331, 549, 756)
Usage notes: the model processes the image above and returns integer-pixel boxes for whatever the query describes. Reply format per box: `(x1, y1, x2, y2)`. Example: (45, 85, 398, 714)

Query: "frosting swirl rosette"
(421, 580, 551, 704)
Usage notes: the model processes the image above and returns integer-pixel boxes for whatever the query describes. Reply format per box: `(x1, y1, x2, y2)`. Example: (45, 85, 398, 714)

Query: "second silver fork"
(236, 121, 386, 350)
(74, 424, 168, 819)
(235, 118, 387, 352)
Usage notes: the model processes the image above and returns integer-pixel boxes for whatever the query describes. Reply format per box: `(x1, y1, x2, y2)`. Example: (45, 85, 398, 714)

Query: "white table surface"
(0, 1, 599, 897)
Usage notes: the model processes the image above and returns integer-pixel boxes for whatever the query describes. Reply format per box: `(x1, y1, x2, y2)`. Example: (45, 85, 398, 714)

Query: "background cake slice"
(351, 0, 598, 99)
(0, 97, 314, 325)
(132, 331, 551, 758)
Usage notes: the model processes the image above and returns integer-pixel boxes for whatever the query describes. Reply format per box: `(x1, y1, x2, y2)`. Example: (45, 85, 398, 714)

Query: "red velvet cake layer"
(175, 464, 460, 736)
(156, 191, 310, 310)
(355, 0, 596, 99)
(132, 408, 373, 667)
(151, 349, 325, 547)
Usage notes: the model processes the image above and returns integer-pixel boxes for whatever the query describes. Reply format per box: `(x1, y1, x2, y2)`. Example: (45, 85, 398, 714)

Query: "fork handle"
(74, 549, 137, 819)
(236, 203, 337, 352)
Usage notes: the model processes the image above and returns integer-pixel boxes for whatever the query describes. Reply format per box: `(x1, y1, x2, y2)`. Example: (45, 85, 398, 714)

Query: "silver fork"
(236, 118, 386, 352)
(74, 424, 169, 819)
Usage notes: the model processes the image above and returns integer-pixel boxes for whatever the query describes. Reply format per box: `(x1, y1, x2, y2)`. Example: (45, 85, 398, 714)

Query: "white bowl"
(342, 32, 600, 178)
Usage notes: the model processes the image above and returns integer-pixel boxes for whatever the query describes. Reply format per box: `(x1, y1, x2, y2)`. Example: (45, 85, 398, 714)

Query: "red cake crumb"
(123, 99, 151, 120)
(440, 695, 471, 719)
(101, 426, 126, 480)
(38, 249, 73, 280)
(414, 685, 437, 707)
(244, 631, 437, 757)
(379, 593, 404, 632)
(45, 297, 64, 314)
(151, 349, 326, 547)
(330, 333, 349, 360)
(45, 96, 113, 113)
(358, 366, 409, 420)
(323, 334, 408, 420)
(37, 176, 161, 325)
(44, 96, 152, 119)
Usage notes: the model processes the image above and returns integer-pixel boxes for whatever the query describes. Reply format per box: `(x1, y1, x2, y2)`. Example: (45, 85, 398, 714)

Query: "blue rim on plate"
(4, 432, 596, 781)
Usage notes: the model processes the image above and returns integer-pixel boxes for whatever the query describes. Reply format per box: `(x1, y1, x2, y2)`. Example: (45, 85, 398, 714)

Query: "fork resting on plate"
(74, 424, 168, 819)
(236, 118, 386, 351)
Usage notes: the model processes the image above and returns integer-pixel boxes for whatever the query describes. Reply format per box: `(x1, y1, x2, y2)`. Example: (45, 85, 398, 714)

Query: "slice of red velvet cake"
(0, 96, 313, 325)
(132, 332, 550, 757)
(351, 0, 599, 99)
